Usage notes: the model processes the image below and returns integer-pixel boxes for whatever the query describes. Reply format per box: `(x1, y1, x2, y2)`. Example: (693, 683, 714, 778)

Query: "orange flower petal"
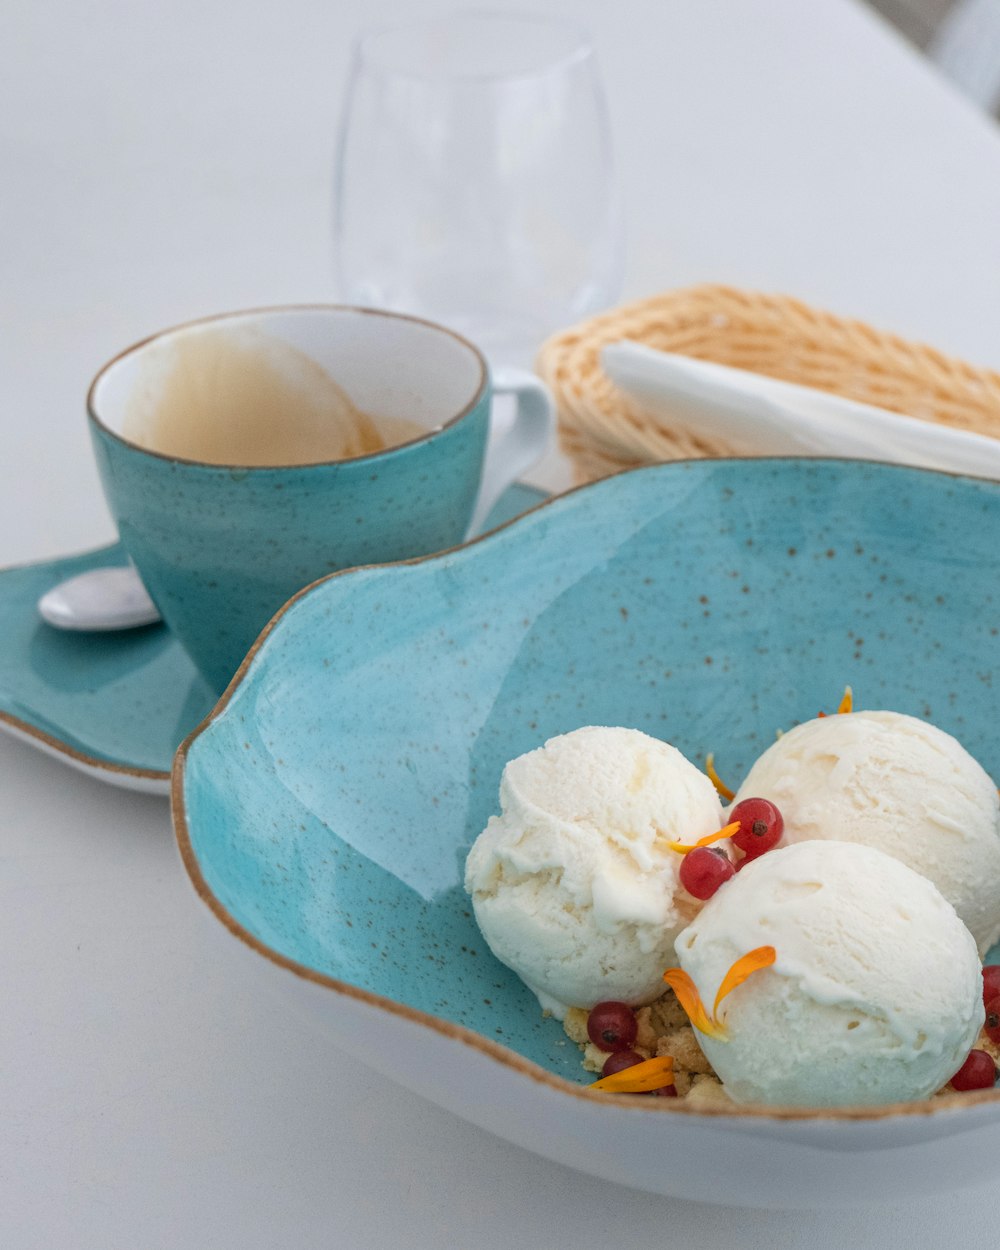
(705, 753, 735, 801)
(837, 685, 854, 714)
(712, 945, 776, 1020)
(663, 968, 728, 1041)
(589, 1056, 675, 1093)
(666, 821, 740, 855)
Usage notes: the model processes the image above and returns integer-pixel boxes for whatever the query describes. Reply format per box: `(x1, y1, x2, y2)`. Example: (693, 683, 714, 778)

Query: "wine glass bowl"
(333, 12, 622, 361)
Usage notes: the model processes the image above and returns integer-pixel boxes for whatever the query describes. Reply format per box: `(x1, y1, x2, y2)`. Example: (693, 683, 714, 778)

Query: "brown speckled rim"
(87, 304, 489, 471)
(171, 457, 1000, 1122)
(0, 707, 167, 784)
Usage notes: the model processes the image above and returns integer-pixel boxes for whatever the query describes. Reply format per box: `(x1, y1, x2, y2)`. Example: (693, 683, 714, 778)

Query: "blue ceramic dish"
(174, 459, 1000, 1208)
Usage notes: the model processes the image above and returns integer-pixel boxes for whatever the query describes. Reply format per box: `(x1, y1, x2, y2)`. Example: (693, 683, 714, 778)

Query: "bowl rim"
(171, 456, 1000, 1123)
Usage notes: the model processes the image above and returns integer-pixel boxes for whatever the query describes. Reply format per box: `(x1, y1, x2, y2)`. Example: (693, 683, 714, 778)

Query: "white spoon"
(38, 564, 162, 631)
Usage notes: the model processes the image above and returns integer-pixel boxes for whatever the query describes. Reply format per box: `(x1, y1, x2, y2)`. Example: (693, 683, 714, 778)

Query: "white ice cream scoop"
(733, 710, 1000, 953)
(465, 726, 725, 1018)
(675, 840, 984, 1107)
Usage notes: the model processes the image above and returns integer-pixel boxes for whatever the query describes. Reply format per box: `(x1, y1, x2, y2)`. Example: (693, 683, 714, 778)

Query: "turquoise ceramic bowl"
(174, 459, 1000, 1209)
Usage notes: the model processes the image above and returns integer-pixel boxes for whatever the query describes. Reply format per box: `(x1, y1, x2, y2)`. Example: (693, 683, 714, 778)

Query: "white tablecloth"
(4, 1, 1000, 1245)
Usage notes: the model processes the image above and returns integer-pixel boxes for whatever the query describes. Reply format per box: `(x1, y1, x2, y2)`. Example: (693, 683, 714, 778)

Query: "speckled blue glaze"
(90, 393, 492, 693)
(177, 459, 1000, 1084)
(0, 484, 544, 784)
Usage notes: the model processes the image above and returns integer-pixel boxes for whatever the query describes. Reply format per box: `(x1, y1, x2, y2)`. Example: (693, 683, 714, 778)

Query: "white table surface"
(4, 1, 1000, 1245)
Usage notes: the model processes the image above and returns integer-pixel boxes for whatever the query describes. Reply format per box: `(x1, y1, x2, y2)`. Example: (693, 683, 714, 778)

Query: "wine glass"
(333, 11, 623, 363)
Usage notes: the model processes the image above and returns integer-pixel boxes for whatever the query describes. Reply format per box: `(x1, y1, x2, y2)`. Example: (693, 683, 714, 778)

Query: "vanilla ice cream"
(732, 711, 1000, 953)
(464, 727, 725, 1018)
(675, 840, 984, 1106)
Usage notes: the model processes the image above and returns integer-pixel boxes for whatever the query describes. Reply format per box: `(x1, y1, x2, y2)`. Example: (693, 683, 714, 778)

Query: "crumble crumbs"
(564, 988, 729, 1103)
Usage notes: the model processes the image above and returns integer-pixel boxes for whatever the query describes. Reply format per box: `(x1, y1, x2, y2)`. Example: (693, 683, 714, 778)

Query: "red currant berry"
(587, 1001, 638, 1053)
(985, 996, 1000, 1046)
(679, 845, 735, 900)
(982, 966, 1000, 1007)
(729, 797, 783, 861)
(601, 1049, 644, 1078)
(951, 1049, 997, 1091)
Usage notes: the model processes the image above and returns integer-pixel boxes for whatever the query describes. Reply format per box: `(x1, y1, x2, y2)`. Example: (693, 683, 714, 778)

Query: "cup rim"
(353, 11, 594, 84)
(86, 304, 490, 472)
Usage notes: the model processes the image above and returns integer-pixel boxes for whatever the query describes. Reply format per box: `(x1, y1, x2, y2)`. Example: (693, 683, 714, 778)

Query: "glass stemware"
(333, 12, 623, 362)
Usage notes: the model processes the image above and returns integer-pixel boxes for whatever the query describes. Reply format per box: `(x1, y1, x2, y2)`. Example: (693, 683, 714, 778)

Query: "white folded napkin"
(601, 340, 1000, 480)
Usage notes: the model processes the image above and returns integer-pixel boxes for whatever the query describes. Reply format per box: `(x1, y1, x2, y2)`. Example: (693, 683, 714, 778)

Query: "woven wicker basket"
(536, 284, 1000, 484)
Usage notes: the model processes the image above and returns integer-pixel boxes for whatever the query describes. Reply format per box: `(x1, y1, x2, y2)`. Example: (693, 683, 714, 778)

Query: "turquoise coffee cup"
(88, 306, 553, 691)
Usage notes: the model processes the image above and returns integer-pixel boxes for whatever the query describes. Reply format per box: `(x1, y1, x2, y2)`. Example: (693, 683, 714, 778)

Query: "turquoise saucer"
(0, 482, 548, 792)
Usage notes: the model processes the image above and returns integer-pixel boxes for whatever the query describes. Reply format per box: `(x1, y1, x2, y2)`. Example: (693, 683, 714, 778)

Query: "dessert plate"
(175, 458, 1000, 1209)
(0, 482, 548, 792)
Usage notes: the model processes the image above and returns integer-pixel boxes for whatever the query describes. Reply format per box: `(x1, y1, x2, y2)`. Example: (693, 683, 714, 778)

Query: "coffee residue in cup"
(120, 327, 425, 465)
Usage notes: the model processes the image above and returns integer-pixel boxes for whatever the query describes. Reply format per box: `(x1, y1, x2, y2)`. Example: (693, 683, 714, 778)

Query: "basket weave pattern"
(536, 285, 1000, 484)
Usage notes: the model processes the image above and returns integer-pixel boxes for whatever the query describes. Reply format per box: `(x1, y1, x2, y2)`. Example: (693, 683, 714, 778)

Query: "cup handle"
(466, 367, 556, 537)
